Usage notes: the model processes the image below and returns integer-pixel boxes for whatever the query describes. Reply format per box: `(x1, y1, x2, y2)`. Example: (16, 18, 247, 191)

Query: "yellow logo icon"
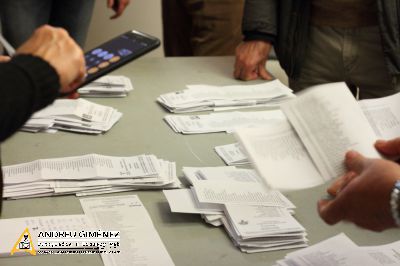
(11, 228, 36, 256)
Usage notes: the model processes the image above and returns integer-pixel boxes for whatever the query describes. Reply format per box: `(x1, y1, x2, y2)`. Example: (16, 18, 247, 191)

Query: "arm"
(318, 151, 400, 231)
(0, 25, 85, 142)
(234, 0, 277, 81)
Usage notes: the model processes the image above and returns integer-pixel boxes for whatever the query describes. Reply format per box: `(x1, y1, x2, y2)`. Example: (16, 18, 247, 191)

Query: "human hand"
(0, 55, 11, 63)
(16, 25, 85, 94)
(375, 138, 400, 158)
(234, 40, 273, 81)
(318, 150, 400, 231)
(107, 0, 130, 19)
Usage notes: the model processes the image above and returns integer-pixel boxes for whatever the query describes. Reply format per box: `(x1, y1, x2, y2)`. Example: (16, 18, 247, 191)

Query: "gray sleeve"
(242, 0, 278, 35)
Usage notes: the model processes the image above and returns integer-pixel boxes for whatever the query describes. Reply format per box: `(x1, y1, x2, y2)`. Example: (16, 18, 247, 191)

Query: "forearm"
(0, 55, 59, 141)
(242, 0, 277, 43)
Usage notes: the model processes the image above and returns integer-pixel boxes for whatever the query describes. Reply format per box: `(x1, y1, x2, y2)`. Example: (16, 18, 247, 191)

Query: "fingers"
(327, 171, 357, 197)
(258, 62, 273, 80)
(375, 138, 400, 156)
(345, 150, 368, 174)
(317, 198, 345, 225)
(110, 0, 130, 19)
(107, 0, 114, 8)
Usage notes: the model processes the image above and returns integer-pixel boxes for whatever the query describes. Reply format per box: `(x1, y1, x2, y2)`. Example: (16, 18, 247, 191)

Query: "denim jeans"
(0, 0, 95, 48)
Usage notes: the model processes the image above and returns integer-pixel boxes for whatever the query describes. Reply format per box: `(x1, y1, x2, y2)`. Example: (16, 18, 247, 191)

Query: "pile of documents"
(214, 143, 249, 165)
(22, 98, 122, 134)
(157, 79, 295, 113)
(235, 83, 400, 191)
(78, 75, 133, 97)
(276, 233, 400, 266)
(3, 154, 181, 199)
(163, 166, 307, 253)
(165, 109, 286, 134)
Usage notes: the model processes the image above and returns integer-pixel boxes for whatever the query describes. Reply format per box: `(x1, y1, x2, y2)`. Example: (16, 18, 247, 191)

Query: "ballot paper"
(2, 154, 180, 199)
(80, 195, 175, 266)
(164, 166, 306, 253)
(158, 79, 295, 113)
(214, 143, 249, 165)
(275, 233, 400, 266)
(235, 121, 323, 191)
(0, 215, 91, 257)
(237, 83, 400, 192)
(165, 109, 286, 134)
(78, 75, 134, 98)
(21, 99, 122, 134)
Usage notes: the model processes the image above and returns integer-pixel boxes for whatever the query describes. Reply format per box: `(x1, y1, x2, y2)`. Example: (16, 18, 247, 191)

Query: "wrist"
(390, 180, 400, 226)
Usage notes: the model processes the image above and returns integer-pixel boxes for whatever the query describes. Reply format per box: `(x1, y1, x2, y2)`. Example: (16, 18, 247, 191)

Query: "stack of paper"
(214, 143, 249, 165)
(2, 154, 181, 199)
(276, 233, 400, 266)
(22, 99, 122, 134)
(165, 110, 286, 134)
(163, 166, 307, 253)
(157, 79, 295, 113)
(78, 75, 133, 97)
(235, 83, 400, 192)
(80, 195, 175, 266)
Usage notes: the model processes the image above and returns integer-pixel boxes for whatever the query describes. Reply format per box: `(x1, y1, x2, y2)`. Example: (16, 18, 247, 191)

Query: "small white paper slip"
(223, 204, 305, 239)
(80, 195, 175, 266)
(214, 143, 249, 165)
(192, 180, 295, 209)
(163, 188, 222, 215)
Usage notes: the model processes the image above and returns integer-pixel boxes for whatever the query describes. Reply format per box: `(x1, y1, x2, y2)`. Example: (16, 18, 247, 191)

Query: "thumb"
(375, 138, 400, 156)
(345, 150, 367, 174)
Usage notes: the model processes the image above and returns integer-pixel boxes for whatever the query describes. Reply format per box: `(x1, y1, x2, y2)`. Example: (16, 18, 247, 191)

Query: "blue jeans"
(0, 0, 95, 48)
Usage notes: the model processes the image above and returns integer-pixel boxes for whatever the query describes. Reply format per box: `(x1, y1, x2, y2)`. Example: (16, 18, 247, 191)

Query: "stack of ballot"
(22, 98, 122, 134)
(157, 79, 295, 113)
(163, 166, 308, 253)
(165, 109, 286, 134)
(215, 143, 249, 165)
(78, 75, 133, 97)
(2, 154, 181, 199)
(276, 233, 400, 266)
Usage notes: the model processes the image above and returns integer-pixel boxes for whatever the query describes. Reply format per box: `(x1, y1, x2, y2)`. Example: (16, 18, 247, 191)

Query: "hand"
(318, 150, 400, 231)
(0, 55, 11, 63)
(107, 0, 130, 19)
(16, 25, 85, 94)
(234, 40, 273, 81)
(375, 138, 400, 158)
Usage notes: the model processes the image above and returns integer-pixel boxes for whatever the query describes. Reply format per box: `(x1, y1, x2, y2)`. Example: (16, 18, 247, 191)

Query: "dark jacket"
(242, 0, 400, 79)
(0, 55, 59, 212)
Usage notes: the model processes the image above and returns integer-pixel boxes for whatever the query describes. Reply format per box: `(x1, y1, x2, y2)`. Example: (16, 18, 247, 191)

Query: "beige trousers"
(289, 26, 400, 99)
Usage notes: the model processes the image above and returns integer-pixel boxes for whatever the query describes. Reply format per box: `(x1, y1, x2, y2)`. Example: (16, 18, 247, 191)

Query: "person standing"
(0, 0, 130, 48)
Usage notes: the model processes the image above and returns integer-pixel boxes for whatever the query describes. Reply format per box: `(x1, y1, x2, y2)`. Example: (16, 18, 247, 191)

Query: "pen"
(0, 34, 15, 56)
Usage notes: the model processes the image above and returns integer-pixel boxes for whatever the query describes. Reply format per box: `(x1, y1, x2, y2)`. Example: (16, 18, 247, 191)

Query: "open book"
(235, 82, 400, 191)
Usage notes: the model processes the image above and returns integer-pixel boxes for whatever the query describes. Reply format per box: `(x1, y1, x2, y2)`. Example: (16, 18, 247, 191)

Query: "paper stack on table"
(165, 109, 286, 134)
(157, 79, 295, 113)
(275, 233, 400, 266)
(2, 154, 181, 199)
(163, 166, 307, 253)
(78, 75, 133, 97)
(214, 143, 249, 165)
(22, 98, 122, 134)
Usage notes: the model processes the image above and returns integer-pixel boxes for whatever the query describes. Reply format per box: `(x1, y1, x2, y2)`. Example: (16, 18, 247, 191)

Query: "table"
(1, 57, 398, 266)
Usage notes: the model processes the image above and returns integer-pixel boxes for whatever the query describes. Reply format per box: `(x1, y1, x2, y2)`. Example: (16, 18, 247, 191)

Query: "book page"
(235, 121, 323, 191)
(360, 92, 400, 140)
(281, 82, 381, 180)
